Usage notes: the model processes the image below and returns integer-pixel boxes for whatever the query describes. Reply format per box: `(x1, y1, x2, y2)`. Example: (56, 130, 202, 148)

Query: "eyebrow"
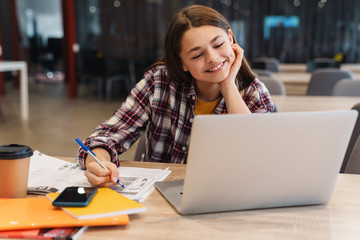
(186, 35, 222, 56)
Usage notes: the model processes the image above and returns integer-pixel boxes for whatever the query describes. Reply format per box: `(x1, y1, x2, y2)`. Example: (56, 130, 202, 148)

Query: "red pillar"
(0, 4, 4, 97)
(62, 0, 77, 98)
(7, 0, 21, 88)
(0, 2, 4, 118)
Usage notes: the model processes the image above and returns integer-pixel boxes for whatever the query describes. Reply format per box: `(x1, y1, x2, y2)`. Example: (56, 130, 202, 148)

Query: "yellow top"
(194, 97, 222, 115)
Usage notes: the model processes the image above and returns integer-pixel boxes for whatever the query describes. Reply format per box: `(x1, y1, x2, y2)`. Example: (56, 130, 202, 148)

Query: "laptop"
(155, 110, 358, 215)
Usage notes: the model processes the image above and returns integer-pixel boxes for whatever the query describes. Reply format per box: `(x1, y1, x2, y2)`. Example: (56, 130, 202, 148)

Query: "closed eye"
(190, 41, 224, 60)
(214, 42, 224, 48)
(191, 53, 203, 60)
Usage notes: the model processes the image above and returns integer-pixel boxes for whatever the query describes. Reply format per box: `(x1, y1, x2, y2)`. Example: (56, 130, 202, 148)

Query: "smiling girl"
(77, 5, 275, 187)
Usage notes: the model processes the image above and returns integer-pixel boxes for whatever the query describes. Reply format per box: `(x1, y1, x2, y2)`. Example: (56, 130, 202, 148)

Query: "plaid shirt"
(77, 65, 275, 168)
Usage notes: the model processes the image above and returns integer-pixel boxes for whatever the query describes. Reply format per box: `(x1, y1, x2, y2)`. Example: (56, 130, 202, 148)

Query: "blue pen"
(75, 138, 125, 188)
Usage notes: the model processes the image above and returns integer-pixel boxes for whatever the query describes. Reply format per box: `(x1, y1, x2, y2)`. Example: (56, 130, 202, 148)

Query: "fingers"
(84, 161, 118, 187)
(223, 44, 243, 83)
(232, 44, 244, 67)
(103, 160, 120, 184)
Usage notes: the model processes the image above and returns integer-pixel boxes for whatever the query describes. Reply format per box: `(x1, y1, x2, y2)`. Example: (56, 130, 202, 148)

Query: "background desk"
(57, 158, 360, 240)
(275, 63, 360, 95)
(0, 61, 29, 120)
(272, 95, 360, 112)
(279, 63, 360, 74)
(272, 72, 310, 95)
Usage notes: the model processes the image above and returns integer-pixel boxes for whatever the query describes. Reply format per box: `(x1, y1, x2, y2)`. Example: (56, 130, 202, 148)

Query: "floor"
(0, 81, 137, 161)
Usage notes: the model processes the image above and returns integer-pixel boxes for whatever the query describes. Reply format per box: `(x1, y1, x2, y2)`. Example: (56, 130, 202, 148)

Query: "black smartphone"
(52, 187, 97, 207)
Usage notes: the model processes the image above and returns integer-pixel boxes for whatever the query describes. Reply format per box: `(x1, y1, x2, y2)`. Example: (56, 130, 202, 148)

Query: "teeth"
(208, 62, 224, 72)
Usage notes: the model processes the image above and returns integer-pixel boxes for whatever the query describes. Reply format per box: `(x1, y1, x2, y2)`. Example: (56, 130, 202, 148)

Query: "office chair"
(251, 61, 266, 70)
(306, 69, 354, 96)
(134, 133, 147, 161)
(106, 58, 156, 101)
(306, 58, 341, 73)
(105, 59, 136, 101)
(332, 79, 360, 97)
(253, 69, 272, 77)
(79, 49, 107, 99)
(133, 122, 150, 161)
(340, 102, 360, 173)
(80, 50, 137, 100)
(343, 136, 360, 174)
(258, 76, 286, 96)
(253, 57, 280, 72)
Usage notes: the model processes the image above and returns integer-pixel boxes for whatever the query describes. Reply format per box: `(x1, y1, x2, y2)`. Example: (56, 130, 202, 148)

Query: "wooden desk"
(56, 158, 360, 240)
(279, 63, 307, 73)
(272, 95, 360, 112)
(272, 72, 310, 95)
(0, 61, 29, 120)
(280, 63, 360, 74)
(275, 63, 360, 95)
(273, 72, 360, 95)
(341, 63, 360, 73)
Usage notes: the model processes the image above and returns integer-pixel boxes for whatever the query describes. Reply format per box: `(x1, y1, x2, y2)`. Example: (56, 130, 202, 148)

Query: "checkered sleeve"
(76, 72, 154, 169)
(244, 78, 276, 113)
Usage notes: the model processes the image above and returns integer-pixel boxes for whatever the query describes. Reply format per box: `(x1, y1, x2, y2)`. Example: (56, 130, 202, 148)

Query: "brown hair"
(155, 5, 256, 90)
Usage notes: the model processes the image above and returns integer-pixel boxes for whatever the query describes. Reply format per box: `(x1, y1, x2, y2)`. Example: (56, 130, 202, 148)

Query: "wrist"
(220, 80, 238, 95)
(85, 147, 111, 168)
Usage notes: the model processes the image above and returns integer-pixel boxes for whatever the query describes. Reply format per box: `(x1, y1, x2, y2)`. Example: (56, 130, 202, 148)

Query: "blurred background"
(1, 0, 360, 98)
(1, 0, 360, 158)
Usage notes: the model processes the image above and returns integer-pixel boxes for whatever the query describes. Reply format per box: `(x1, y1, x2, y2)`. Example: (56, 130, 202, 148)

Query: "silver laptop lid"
(179, 111, 357, 214)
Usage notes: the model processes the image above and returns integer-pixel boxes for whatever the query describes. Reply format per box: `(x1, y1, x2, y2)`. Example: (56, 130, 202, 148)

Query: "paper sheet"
(27, 150, 171, 202)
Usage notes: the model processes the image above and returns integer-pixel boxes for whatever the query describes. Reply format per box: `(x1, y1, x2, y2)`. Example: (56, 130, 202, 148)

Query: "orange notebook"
(46, 188, 146, 219)
(0, 197, 129, 231)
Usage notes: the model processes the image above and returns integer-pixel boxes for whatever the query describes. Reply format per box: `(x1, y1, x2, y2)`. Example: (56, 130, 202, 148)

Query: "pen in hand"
(75, 138, 125, 188)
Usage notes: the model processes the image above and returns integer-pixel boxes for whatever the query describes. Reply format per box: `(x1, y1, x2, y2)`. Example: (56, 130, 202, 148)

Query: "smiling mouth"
(207, 61, 225, 72)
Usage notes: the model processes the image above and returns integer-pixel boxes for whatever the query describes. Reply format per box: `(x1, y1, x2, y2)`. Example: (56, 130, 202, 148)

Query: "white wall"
(16, 0, 63, 47)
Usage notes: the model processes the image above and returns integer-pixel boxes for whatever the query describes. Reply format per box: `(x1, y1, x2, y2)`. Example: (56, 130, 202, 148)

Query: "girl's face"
(179, 25, 235, 84)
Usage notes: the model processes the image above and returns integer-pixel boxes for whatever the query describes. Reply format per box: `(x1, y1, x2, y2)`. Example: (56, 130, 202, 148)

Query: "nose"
(207, 50, 219, 63)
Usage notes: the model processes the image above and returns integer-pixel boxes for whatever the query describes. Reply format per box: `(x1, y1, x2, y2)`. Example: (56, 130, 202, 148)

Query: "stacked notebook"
(0, 188, 146, 233)
(46, 187, 146, 219)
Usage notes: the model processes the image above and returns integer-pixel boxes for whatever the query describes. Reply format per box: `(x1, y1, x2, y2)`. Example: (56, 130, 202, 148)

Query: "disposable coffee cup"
(0, 144, 33, 198)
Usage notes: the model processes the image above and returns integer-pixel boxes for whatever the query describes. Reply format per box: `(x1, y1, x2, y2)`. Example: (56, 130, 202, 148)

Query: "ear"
(227, 29, 234, 44)
(182, 64, 189, 72)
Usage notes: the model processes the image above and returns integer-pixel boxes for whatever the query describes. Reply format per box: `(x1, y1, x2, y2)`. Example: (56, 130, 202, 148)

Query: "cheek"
(227, 49, 235, 65)
(188, 61, 202, 72)
(230, 46, 236, 58)
(224, 43, 235, 62)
